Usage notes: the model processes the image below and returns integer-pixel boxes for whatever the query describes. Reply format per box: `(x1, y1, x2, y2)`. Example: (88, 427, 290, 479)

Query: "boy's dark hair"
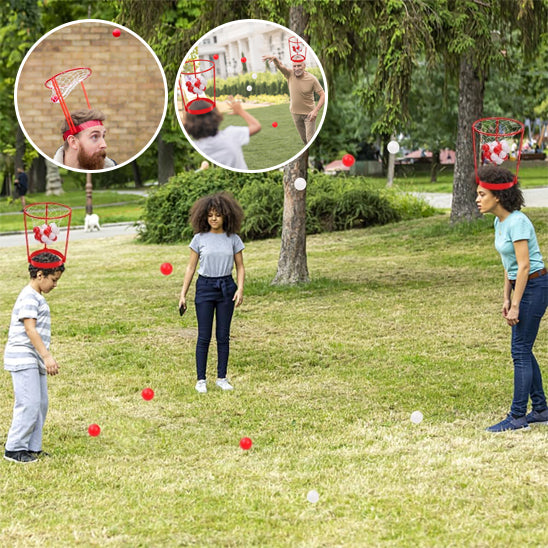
(189, 192, 244, 236)
(477, 165, 525, 212)
(29, 252, 66, 278)
(183, 101, 223, 139)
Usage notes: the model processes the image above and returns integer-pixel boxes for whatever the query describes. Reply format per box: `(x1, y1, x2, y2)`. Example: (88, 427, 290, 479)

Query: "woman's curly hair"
(477, 165, 525, 211)
(189, 192, 244, 235)
(183, 100, 223, 139)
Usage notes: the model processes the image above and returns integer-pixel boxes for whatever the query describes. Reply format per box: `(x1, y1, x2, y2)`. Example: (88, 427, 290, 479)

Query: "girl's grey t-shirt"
(190, 232, 245, 277)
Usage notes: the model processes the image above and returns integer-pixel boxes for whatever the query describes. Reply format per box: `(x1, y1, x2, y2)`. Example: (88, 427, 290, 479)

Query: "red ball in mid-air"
(88, 424, 101, 437)
(272, 122, 278, 128)
(160, 262, 173, 275)
(112, 28, 121, 37)
(241, 57, 247, 63)
(141, 388, 155, 401)
(213, 54, 219, 60)
(239, 437, 252, 450)
(342, 154, 355, 167)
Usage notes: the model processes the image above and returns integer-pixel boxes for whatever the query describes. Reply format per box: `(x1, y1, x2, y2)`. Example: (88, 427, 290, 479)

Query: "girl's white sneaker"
(215, 378, 234, 390)
(195, 380, 207, 393)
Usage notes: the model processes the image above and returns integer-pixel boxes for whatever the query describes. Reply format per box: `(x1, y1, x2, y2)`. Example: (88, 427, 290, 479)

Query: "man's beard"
(78, 148, 107, 170)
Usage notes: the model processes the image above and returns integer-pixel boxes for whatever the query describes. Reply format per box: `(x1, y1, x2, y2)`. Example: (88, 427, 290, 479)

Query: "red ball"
(88, 424, 101, 437)
(342, 154, 355, 167)
(160, 262, 173, 275)
(241, 57, 247, 63)
(112, 28, 121, 37)
(213, 54, 219, 60)
(141, 388, 155, 401)
(272, 122, 278, 128)
(239, 437, 252, 450)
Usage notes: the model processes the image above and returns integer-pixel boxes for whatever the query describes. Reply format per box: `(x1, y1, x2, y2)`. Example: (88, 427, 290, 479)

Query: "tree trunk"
(451, 56, 483, 224)
(158, 133, 174, 184)
(272, 152, 310, 285)
(132, 160, 143, 188)
(272, 5, 310, 285)
(45, 159, 64, 196)
(31, 155, 47, 193)
(430, 150, 440, 183)
(85, 173, 93, 214)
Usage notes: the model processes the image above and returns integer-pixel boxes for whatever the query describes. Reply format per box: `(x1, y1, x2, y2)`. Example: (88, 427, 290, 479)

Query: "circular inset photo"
(15, 19, 167, 173)
(175, 19, 328, 173)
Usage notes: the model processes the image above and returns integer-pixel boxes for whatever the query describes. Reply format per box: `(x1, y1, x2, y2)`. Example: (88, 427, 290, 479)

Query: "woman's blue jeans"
(510, 273, 548, 417)
(194, 275, 237, 380)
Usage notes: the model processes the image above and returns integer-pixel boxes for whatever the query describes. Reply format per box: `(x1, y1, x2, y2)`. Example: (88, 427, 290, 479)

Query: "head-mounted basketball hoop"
(179, 59, 216, 115)
(45, 67, 93, 138)
(472, 117, 525, 190)
(288, 37, 307, 62)
(24, 203, 72, 268)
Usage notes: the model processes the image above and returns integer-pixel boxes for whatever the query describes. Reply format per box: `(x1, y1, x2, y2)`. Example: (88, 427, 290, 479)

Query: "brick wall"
(16, 21, 166, 166)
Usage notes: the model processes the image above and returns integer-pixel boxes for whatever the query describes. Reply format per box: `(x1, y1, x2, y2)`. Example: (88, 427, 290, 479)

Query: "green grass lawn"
(219, 102, 323, 170)
(0, 190, 145, 232)
(1, 211, 547, 545)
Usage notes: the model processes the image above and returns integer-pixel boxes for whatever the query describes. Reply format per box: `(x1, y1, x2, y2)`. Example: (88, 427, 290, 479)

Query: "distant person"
(262, 55, 325, 144)
(54, 109, 116, 170)
(476, 165, 547, 432)
(183, 96, 261, 171)
(14, 167, 28, 210)
(179, 192, 245, 393)
(4, 252, 65, 463)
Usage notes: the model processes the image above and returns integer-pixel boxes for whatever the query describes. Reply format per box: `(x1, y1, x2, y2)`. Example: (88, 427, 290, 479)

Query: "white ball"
(387, 140, 400, 154)
(490, 152, 500, 164)
(410, 411, 423, 424)
(501, 140, 510, 153)
(246, 85, 252, 92)
(294, 177, 307, 190)
(307, 490, 319, 503)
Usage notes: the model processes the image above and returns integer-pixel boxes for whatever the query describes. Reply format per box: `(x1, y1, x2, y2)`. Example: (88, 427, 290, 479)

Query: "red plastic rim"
(29, 248, 65, 269)
(185, 97, 215, 115)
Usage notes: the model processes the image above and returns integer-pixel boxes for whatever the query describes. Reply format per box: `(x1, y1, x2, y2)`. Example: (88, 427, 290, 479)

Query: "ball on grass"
(239, 437, 252, 450)
(160, 262, 173, 275)
(141, 388, 155, 401)
(88, 424, 101, 437)
(272, 122, 278, 128)
(307, 490, 320, 503)
(410, 411, 423, 424)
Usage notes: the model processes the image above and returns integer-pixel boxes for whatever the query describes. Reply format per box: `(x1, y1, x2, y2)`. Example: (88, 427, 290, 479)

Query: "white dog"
(84, 213, 101, 232)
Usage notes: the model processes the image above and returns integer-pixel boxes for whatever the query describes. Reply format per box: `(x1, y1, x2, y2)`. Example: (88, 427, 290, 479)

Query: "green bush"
(140, 170, 435, 244)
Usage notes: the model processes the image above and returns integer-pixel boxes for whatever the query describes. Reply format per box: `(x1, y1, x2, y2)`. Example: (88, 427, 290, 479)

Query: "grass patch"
(1, 211, 547, 545)
(219, 102, 323, 170)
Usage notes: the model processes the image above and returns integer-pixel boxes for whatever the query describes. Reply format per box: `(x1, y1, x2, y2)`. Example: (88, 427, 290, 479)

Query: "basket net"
(24, 202, 72, 268)
(45, 68, 91, 103)
(179, 59, 216, 115)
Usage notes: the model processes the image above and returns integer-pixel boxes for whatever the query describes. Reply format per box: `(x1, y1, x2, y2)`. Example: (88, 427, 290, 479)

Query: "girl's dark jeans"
(194, 275, 237, 380)
(510, 273, 548, 417)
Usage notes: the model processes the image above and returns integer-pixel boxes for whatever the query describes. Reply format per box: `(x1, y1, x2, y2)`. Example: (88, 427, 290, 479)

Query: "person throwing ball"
(476, 165, 548, 432)
(262, 54, 325, 144)
(179, 192, 245, 393)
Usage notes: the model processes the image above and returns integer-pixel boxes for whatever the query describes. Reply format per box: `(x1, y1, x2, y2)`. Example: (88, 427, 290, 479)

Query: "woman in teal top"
(476, 165, 548, 432)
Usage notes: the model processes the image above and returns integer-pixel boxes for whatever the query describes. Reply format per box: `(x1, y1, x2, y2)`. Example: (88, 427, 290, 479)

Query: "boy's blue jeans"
(510, 273, 548, 417)
(194, 275, 237, 381)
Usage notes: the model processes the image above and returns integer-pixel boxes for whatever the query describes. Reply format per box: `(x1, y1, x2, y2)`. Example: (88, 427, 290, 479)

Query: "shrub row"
(140, 170, 436, 244)
(216, 68, 324, 98)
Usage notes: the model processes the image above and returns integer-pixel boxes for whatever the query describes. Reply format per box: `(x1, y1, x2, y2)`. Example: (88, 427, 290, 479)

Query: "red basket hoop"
(473, 117, 525, 190)
(179, 59, 216, 115)
(288, 37, 307, 62)
(23, 202, 72, 268)
(45, 67, 92, 137)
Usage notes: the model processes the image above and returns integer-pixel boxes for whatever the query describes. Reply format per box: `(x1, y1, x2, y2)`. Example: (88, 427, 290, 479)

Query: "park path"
(1, 188, 547, 249)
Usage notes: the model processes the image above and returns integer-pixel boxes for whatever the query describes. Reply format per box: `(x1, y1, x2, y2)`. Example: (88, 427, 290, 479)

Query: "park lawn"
(0, 191, 146, 233)
(219, 102, 323, 170)
(376, 163, 548, 194)
(1, 211, 548, 546)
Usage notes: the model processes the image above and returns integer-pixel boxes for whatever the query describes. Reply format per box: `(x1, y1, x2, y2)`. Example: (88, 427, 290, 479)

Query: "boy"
(4, 252, 64, 463)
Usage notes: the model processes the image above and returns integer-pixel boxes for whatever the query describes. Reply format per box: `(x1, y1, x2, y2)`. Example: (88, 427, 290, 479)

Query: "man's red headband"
(63, 120, 103, 141)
